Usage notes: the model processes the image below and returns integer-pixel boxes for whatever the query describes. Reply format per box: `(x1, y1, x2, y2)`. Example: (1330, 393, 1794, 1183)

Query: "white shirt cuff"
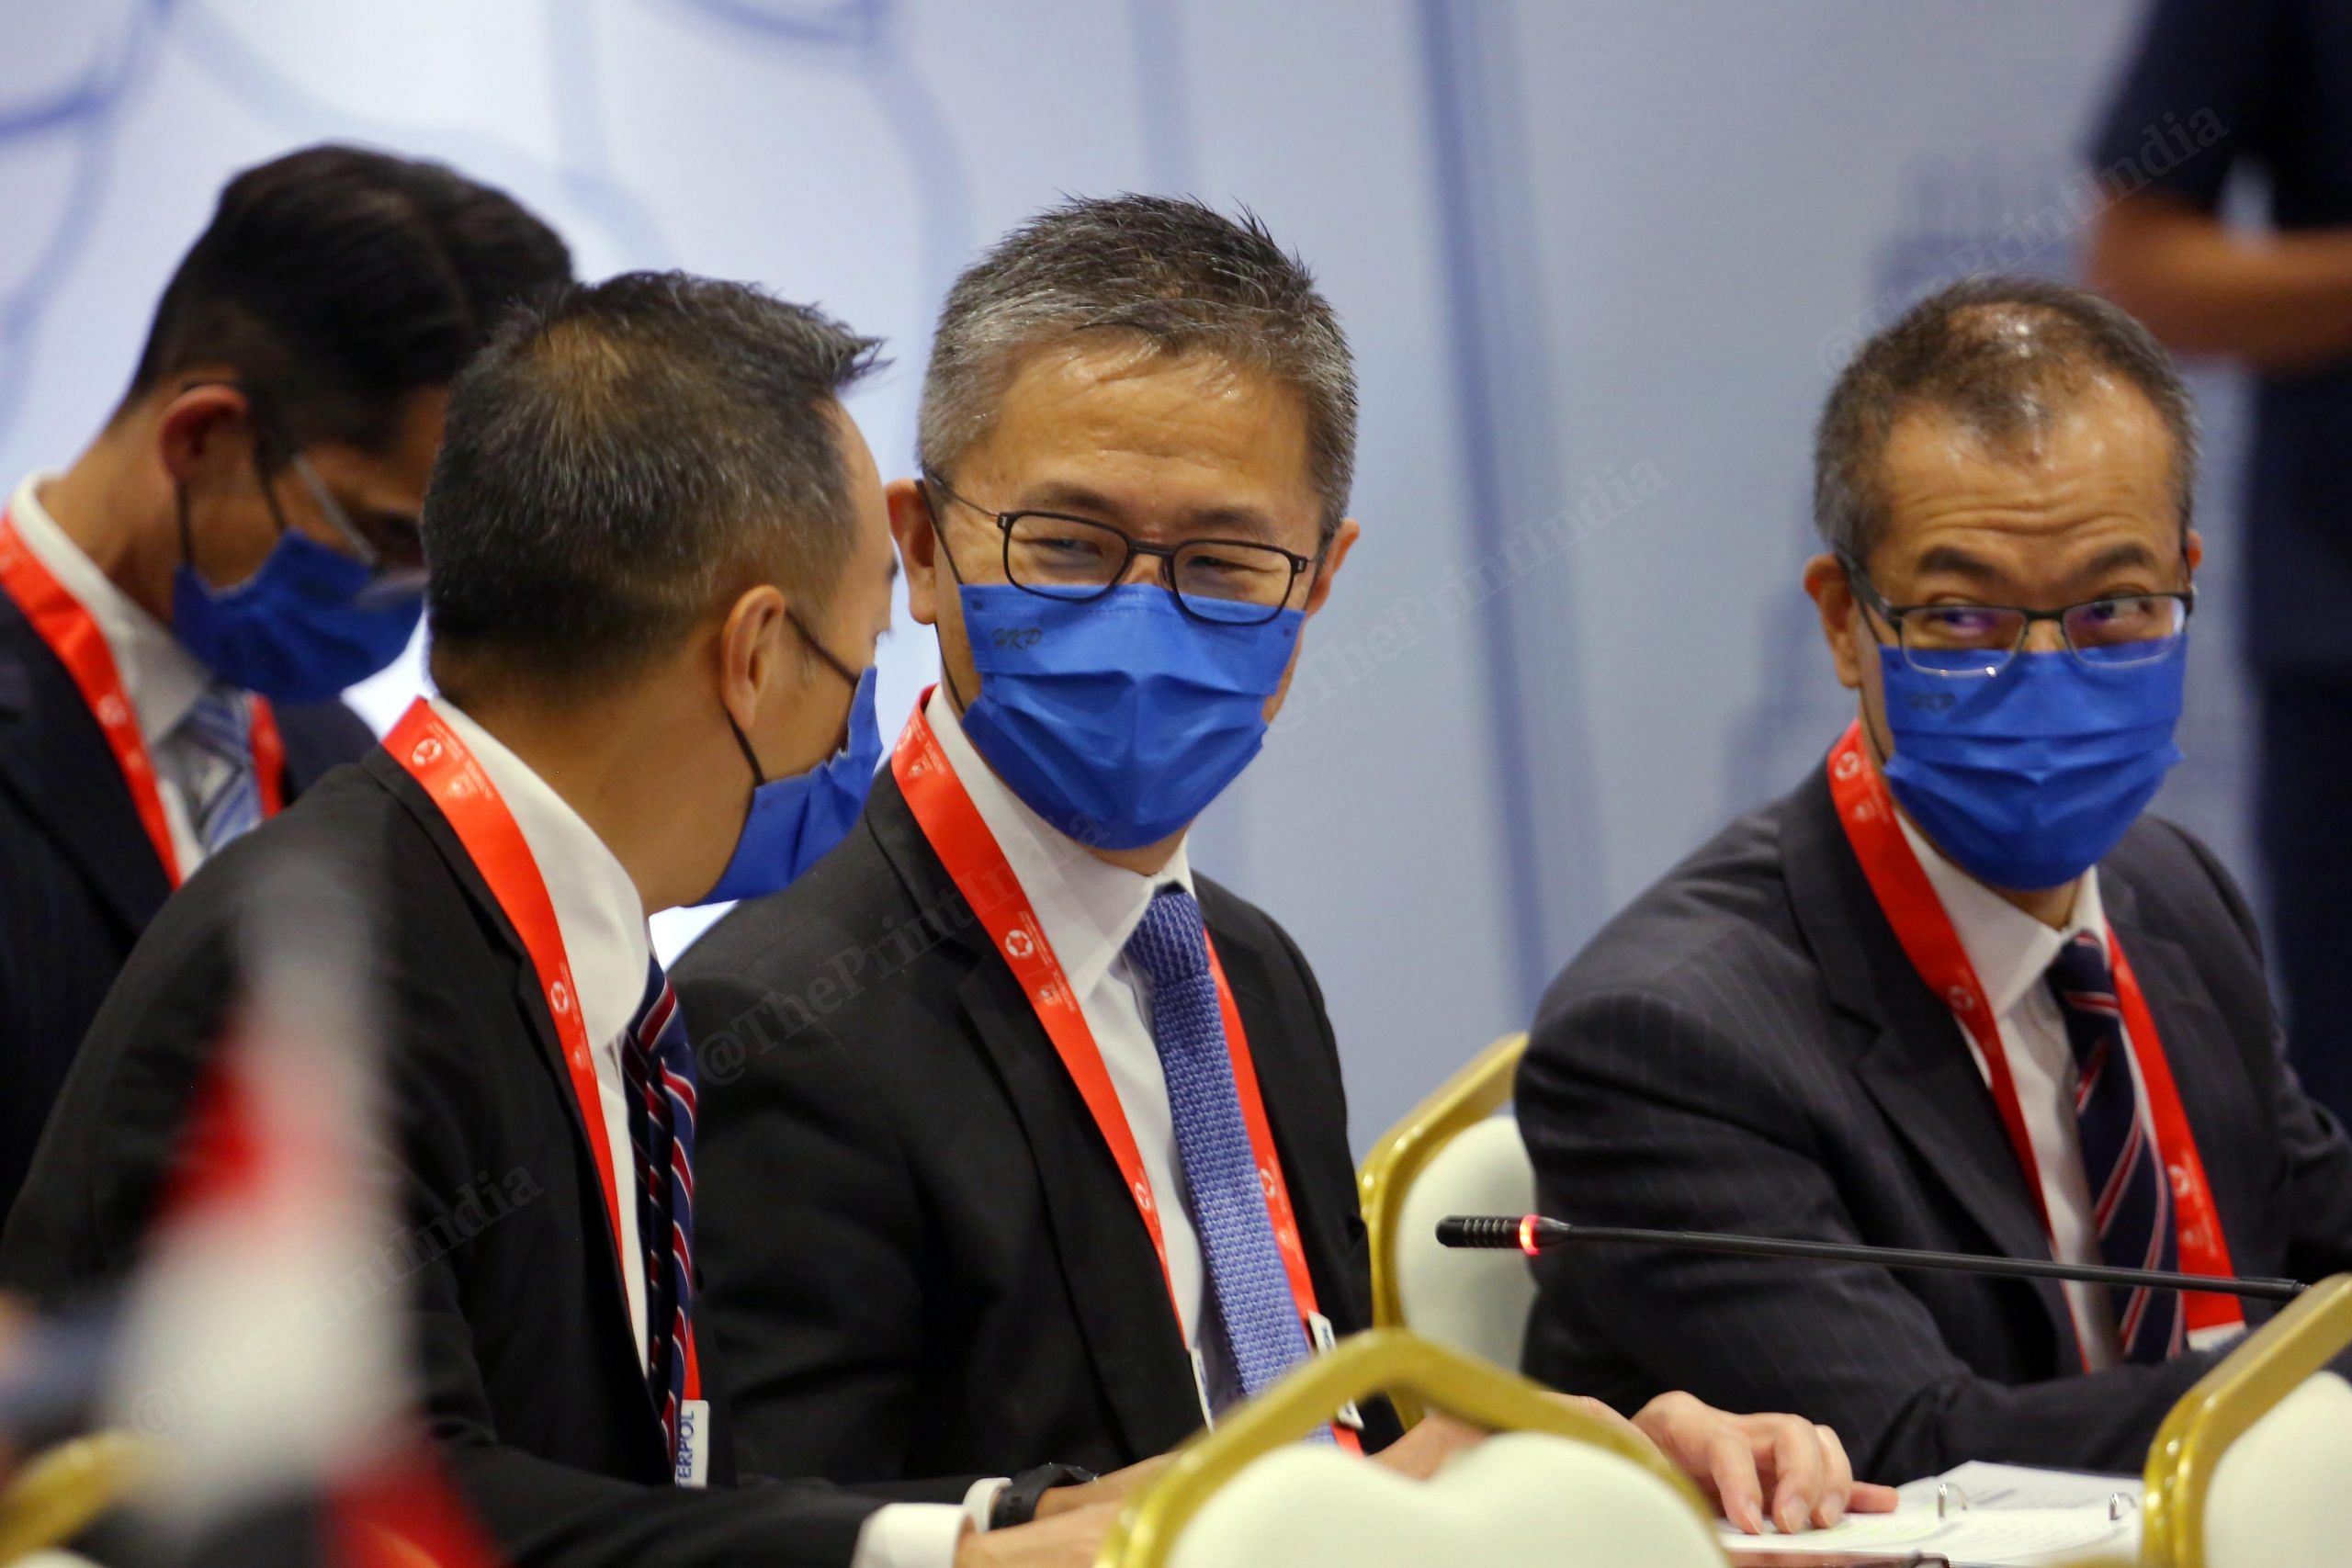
(963, 1476, 1012, 1533)
(850, 1503, 970, 1568)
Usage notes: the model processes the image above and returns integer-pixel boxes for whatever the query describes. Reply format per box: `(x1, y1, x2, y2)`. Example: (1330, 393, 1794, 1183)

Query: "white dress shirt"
(925, 690, 1216, 1369)
(1899, 813, 2134, 1371)
(433, 698, 983, 1567)
(10, 472, 220, 872)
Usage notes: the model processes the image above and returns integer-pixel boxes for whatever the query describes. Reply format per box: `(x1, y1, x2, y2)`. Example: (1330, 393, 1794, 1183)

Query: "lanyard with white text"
(893, 693, 1362, 1448)
(1826, 720, 2245, 1350)
(0, 509, 285, 886)
(385, 698, 702, 1404)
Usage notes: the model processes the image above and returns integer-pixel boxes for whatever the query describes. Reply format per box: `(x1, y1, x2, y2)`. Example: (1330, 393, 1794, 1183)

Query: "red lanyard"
(894, 694, 1360, 1450)
(1826, 720, 2245, 1345)
(0, 508, 285, 886)
(386, 698, 698, 1399)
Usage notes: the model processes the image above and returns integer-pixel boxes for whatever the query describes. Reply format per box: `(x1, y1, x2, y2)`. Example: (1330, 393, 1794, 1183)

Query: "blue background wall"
(0, 0, 2249, 1152)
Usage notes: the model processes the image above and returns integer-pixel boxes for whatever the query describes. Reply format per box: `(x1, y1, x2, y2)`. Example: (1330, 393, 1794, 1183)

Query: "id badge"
(1306, 1312, 1365, 1431)
(675, 1397, 711, 1488)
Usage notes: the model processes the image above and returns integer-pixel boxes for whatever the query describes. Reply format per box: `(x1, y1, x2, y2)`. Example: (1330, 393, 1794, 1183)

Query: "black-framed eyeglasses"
(922, 469, 1317, 626)
(1840, 554, 2194, 677)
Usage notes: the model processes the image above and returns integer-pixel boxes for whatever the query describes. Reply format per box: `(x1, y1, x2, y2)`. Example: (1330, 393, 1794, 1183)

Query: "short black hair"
(423, 272, 882, 700)
(125, 143, 572, 456)
(1815, 276, 2198, 563)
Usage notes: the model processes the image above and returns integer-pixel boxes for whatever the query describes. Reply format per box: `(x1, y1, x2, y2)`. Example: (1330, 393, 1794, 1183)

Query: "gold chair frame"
(2140, 1273, 2352, 1568)
(1356, 1032, 1528, 1424)
(1094, 1327, 1719, 1568)
(1358, 1032, 1528, 1337)
(0, 1430, 147, 1564)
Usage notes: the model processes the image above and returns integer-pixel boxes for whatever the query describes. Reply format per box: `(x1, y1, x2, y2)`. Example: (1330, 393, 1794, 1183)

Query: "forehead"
(966, 340, 1320, 519)
(1871, 378, 2182, 573)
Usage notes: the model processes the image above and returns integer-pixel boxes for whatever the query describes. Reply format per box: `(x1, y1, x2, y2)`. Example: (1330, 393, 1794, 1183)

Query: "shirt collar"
(1896, 810, 2107, 1019)
(924, 686, 1195, 997)
(9, 471, 211, 745)
(430, 696, 652, 1051)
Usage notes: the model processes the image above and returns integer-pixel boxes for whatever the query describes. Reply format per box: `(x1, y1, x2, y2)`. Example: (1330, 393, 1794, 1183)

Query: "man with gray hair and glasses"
(676, 195, 1885, 1540)
(1519, 276, 2352, 1484)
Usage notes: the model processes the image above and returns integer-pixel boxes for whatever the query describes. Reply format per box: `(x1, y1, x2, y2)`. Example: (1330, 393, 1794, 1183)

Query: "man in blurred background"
(2087, 0, 2352, 1131)
(0, 144, 571, 1216)
(678, 195, 1890, 1538)
(1518, 277, 2352, 1483)
(2, 273, 1108, 1567)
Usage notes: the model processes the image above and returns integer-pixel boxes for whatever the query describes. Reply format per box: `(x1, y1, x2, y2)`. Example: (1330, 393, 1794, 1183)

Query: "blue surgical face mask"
(1877, 639, 2188, 891)
(171, 447, 424, 704)
(172, 532, 423, 704)
(699, 665, 881, 905)
(956, 583, 1302, 850)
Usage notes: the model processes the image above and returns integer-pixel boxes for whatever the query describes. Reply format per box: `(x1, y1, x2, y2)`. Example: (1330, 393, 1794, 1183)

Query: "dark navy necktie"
(621, 959, 699, 1465)
(2045, 931, 2184, 1364)
(1125, 885, 1323, 1428)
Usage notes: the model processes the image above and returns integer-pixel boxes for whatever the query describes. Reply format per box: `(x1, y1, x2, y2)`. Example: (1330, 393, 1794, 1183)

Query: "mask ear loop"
(726, 716, 769, 790)
(1837, 556, 1903, 771)
(920, 478, 979, 712)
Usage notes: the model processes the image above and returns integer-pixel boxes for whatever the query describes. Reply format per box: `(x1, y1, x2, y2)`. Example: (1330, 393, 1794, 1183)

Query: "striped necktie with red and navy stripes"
(620, 959, 698, 1468)
(2045, 931, 2184, 1364)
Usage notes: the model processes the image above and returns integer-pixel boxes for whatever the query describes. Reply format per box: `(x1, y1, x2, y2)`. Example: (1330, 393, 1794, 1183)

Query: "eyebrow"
(1909, 537, 2170, 595)
(1020, 481, 1283, 541)
(1909, 545, 2002, 584)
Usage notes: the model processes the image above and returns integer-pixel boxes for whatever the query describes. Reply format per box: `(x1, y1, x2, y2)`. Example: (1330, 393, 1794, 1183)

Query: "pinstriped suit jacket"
(1517, 764, 2352, 1483)
(0, 591, 372, 1220)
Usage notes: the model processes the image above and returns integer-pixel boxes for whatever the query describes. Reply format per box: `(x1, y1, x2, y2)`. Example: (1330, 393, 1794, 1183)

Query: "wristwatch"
(989, 1462, 1100, 1530)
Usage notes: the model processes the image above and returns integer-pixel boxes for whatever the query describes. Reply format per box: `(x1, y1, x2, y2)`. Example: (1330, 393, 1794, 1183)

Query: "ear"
(717, 582, 791, 732)
(2185, 526, 2204, 577)
(1302, 516, 1361, 617)
(887, 477, 943, 627)
(154, 382, 258, 486)
(1802, 551, 1867, 691)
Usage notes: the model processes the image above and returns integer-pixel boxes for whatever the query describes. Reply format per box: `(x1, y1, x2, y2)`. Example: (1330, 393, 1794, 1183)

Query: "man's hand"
(1623, 1392, 1900, 1535)
(1369, 1410, 1488, 1481)
(955, 1503, 1122, 1568)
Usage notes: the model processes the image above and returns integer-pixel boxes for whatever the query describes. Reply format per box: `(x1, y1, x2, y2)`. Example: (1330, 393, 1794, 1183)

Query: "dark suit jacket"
(1517, 765, 2352, 1483)
(0, 752, 911, 1567)
(673, 770, 1401, 1489)
(0, 589, 373, 1216)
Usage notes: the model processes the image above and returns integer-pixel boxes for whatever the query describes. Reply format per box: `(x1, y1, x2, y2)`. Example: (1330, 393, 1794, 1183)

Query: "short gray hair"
(1814, 276, 2198, 563)
(917, 195, 1357, 543)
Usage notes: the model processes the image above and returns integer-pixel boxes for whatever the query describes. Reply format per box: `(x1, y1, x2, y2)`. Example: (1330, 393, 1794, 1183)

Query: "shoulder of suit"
(1193, 870, 1279, 945)
(1542, 785, 1809, 1006)
(673, 812, 908, 993)
(275, 697, 378, 755)
(196, 761, 481, 936)
(2103, 810, 2245, 935)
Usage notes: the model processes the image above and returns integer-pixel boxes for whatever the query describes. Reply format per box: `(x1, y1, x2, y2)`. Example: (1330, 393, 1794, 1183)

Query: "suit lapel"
(364, 749, 661, 1438)
(867, 775, 1206, 1458)
(0, 596, 173, 933)
(1782, 768, 2082, 1359)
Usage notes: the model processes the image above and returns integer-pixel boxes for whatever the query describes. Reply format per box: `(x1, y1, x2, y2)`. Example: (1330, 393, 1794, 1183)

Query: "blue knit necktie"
(1125, 886, 1320, 1426)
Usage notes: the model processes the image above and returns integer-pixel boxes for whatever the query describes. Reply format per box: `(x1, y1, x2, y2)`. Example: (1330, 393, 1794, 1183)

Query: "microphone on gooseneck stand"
(1436, 1214, 2309, 1303)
